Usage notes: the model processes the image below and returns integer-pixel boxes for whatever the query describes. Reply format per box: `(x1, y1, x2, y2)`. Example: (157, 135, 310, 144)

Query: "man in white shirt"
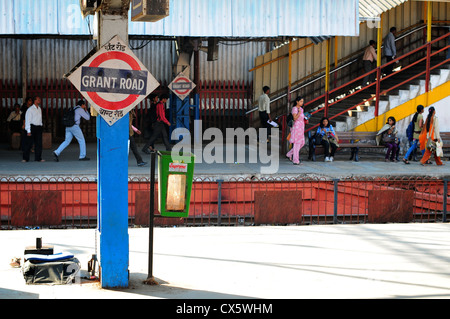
(383, 27, 397, 76)
(22, 96, 44, 162)
(258, 86, 271, 142)
(362, 40, 377, 86)
(53, 100, 91, 161)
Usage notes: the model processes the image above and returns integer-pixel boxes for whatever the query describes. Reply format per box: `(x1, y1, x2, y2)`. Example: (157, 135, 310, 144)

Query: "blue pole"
(97, 113, 129, 288)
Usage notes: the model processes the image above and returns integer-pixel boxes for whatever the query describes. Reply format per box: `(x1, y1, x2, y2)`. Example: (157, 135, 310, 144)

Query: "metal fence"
(1, 175, 448, 229)
(0, 78, 253, 143)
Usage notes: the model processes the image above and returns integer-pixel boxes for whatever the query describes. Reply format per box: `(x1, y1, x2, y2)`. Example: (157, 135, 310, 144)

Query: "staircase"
(302, 31, 450, 135)
(268, 28, 450, 155)
(334, 57, 450, 132)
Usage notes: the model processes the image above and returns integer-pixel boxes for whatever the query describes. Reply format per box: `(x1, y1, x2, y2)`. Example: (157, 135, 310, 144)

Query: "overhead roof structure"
(359, 0, 409, 21)
(0, 0, 412, 37)
(309, 0, 409, 44)
(0, 0, 357, 37)
(130, 0, 360, 37)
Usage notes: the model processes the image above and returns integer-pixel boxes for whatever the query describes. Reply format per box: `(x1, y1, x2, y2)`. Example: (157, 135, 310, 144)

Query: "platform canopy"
(1, 0, 363, 37)
(359, 0, 408, 21)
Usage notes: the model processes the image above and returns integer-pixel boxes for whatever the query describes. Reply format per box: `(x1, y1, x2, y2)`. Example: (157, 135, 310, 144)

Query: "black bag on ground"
(22, 257, 80, 285)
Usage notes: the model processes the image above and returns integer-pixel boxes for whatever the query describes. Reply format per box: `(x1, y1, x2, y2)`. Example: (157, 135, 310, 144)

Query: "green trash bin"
(158, 151, 195, 217)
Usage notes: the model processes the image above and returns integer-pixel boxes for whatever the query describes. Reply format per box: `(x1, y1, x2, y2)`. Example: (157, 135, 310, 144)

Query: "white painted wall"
(432, 95, 450, 133)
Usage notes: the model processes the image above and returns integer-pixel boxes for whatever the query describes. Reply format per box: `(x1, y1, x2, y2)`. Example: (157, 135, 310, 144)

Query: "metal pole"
(217, 179, 224, 226)
(288, 38, 292, 101)
(377, 14, 383, 67)
(22, 40, 27, 101)
(285, 39, 293, 154)
(375, 67, 381, 120)
(443, 178, 448, 223)
(375, 13, 383, 125)
(427, 1, 432, 43)
(144, 150, 158, 285)
(96, 9, 130, 289)
(425, 1, 432, 94)
(334, 37, 338, 88)
(325, 39, 331, 118)
(333, 179, 339, 224)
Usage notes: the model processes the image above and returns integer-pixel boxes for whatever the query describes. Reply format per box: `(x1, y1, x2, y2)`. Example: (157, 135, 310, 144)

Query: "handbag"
(314, 133, 323, 145)
(426, 125, 436, 151)
(426, 138, 437, 151)
(328, 136, 339, 148)
(436, 141, 443, 157)
(287, 113, 294, 128)
(382, 133, 396, 144)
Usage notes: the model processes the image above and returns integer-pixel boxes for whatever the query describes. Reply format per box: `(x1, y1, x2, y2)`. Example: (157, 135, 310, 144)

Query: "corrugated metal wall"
(2, 1, 448, 90)
(135, 0, 358, 37)
(0, 0, 93, 35)
(0, 38, 266, 84)
(1, 0, 360, 37)
(200, 40, 266, 83)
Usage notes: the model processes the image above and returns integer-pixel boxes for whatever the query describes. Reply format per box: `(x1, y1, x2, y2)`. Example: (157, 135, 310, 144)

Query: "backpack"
(287, 113, 294, 127)
(149, 103, 158, 123)
(406, 120, 414, 142)
(62, 106, 79, 127)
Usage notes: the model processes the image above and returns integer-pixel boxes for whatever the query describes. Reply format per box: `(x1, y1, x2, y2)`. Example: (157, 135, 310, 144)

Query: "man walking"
(53, 100, 91, 161)
(129, 109, 147, 167)
(141, 94, 158, 154)
(142, 94, 172, 152)
(362, 40, 377, 86)
(22, 96, 44, 162)
(383, 27, 397, 76)
(258, 86, 271, 143)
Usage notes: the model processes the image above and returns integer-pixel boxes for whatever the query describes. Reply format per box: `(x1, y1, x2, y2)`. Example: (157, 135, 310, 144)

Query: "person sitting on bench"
(315, 117, 340, 162)
(377, 116, 400, 162)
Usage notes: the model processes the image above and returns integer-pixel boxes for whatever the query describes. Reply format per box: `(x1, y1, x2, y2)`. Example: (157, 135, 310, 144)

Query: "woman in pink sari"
(286, 97, 307, 165)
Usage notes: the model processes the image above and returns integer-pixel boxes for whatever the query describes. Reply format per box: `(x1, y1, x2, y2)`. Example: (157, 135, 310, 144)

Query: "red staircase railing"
(302, 31, 450, 133)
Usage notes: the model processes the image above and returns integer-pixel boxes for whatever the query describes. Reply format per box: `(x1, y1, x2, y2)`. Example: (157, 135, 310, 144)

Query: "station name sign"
(67, 35, 159, 126)
(168, 73, 196, 101)
(81, 67, 148, 95)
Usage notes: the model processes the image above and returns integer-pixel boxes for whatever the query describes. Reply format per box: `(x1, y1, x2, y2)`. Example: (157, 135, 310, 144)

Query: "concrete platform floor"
(1, 142, 449, 180)
(1, 223, 450, 299)
(1, 142, 450, 301)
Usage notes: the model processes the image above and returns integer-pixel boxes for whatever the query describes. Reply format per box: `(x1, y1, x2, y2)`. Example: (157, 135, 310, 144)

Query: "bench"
(307, 131, 449, 162)
(308, 131, 385, 162)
